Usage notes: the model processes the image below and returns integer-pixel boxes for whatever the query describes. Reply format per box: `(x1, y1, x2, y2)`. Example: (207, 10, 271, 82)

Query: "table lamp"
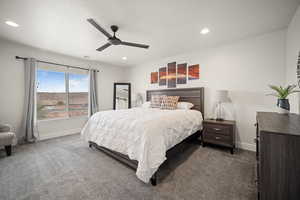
(215, 90, 228, 121)
(135, 93, 143, 107)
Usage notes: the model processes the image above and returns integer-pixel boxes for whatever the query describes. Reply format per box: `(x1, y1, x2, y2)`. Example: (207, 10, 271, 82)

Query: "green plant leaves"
(268, 84, 300, 99)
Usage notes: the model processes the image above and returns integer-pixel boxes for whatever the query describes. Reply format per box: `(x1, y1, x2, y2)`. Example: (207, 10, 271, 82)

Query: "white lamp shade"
(215, 90, 228, 102)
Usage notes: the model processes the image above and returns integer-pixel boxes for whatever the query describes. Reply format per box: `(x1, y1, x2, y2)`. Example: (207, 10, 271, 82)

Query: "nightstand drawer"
(205, 124, 231, 136)
(203, 132, 232, 146)
(202, 119, 235, 153)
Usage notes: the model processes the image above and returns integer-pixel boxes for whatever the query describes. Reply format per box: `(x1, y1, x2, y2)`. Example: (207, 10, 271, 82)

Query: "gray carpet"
(0, 134, 256, 200)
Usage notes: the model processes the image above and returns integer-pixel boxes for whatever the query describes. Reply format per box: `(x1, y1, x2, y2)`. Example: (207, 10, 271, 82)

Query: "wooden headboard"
(146, 87, 204, 117)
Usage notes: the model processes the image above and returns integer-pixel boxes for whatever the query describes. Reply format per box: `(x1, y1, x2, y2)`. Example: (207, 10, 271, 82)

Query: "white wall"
(0, 38, 127, 140)
(128, 30, 286, 151)
(0, 27, 290, 150)
(286, 5, 300, 114)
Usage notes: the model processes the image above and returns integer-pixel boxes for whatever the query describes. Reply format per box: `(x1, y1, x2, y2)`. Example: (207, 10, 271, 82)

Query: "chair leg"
(150, 172, 157, 186)
(5, 145, 12, 156)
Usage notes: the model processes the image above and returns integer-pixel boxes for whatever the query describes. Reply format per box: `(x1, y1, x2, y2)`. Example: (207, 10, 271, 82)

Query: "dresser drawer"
(203, 132, 232, 146)
(204, 123, 231, 136)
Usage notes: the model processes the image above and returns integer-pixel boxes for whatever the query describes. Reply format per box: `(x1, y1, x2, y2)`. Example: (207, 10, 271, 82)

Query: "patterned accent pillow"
(150, 95, 166, 108)
(160, 96, 180, 110)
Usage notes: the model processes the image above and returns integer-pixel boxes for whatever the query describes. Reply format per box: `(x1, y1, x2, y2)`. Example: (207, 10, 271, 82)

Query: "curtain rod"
(15, 56, 99, 72)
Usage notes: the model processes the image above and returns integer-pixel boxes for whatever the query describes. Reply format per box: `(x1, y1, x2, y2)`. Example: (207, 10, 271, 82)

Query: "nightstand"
(202, 119, 236, 154)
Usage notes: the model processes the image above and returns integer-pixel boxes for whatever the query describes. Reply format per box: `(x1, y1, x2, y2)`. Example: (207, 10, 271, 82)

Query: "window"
(36, 67, 88, 120)
(69, 73, 89, 117)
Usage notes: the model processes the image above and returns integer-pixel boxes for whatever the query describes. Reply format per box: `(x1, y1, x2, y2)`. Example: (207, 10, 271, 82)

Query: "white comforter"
(81, 108, 203, 183)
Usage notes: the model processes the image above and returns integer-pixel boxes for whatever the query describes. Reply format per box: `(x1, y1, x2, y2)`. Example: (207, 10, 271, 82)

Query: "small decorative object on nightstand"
(202, 119, 236, 154)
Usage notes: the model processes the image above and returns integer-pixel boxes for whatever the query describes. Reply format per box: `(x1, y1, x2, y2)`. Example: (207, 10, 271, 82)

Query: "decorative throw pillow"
(161, 96, 180, 110)
(150, 95, 166, 108)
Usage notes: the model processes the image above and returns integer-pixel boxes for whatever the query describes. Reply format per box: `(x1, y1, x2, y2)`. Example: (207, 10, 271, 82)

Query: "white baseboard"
(237, 142, 256, 152)
(38, 128, 81, 141)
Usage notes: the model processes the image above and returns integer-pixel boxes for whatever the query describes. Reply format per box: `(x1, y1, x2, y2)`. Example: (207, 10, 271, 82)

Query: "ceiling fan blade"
(87, 18, 112, 38)
(96, 43, 111, 51)
(120, 41, 149, 49)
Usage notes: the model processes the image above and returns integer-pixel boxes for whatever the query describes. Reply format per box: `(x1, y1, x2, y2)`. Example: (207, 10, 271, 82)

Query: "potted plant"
(267, 84, 300, 114)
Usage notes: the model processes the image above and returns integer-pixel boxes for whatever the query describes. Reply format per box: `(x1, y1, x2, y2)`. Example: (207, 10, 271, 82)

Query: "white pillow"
(141, 101, 151, 108)
(177, 102, 194, 110)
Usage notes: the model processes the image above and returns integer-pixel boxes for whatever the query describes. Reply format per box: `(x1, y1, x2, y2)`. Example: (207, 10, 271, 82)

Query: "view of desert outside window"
(36, 69, 88, 120)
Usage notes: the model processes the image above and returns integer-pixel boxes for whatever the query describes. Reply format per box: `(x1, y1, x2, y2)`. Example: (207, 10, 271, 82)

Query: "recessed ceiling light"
(200, 28, 210, 35)
(122, 56, 127, 60)
(5, 21, 19, 27)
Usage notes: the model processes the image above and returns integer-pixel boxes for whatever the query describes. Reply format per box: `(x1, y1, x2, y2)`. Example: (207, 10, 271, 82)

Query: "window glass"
(36, 69, 68, 120)
(69, 73, 89, 117)
(36, 67, 89, 120)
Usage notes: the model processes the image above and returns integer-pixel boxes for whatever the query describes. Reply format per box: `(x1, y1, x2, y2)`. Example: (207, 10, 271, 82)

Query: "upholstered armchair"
(0, 124, 16, 156)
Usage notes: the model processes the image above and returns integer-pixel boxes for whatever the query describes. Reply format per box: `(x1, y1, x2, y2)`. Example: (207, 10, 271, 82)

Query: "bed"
(81, 87, 204, 185)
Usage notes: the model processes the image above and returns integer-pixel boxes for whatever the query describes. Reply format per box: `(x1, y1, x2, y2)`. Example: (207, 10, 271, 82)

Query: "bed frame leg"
(150, 172, 157, 186)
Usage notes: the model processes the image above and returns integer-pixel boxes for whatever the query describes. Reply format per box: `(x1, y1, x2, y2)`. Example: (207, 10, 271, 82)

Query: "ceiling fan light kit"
(87, 18, 150, 52)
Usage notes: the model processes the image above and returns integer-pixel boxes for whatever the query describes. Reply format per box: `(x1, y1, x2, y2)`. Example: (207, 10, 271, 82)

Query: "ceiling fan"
(87, 18, 150, 52)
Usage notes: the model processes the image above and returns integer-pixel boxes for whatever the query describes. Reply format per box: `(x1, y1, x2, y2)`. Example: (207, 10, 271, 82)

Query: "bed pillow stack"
(177, 102, 194, 110)
(142, 101, 151, 108)
(143, 101, 194, 110)
(160, 96, 180, 110)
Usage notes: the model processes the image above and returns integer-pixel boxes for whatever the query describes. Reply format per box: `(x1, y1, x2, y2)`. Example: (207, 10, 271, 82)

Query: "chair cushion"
(0, 124, 11, 132)
(0, 132, 15, 146)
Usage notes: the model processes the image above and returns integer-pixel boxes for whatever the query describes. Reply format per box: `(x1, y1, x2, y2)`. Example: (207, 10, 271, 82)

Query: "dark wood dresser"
(256, 112, 300, 200)
(202, 119, 236, 154)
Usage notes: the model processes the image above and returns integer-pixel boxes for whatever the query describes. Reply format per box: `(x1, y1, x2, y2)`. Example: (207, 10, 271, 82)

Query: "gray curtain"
(88, 69, 99, 117)
(21, 58, 37, 143)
